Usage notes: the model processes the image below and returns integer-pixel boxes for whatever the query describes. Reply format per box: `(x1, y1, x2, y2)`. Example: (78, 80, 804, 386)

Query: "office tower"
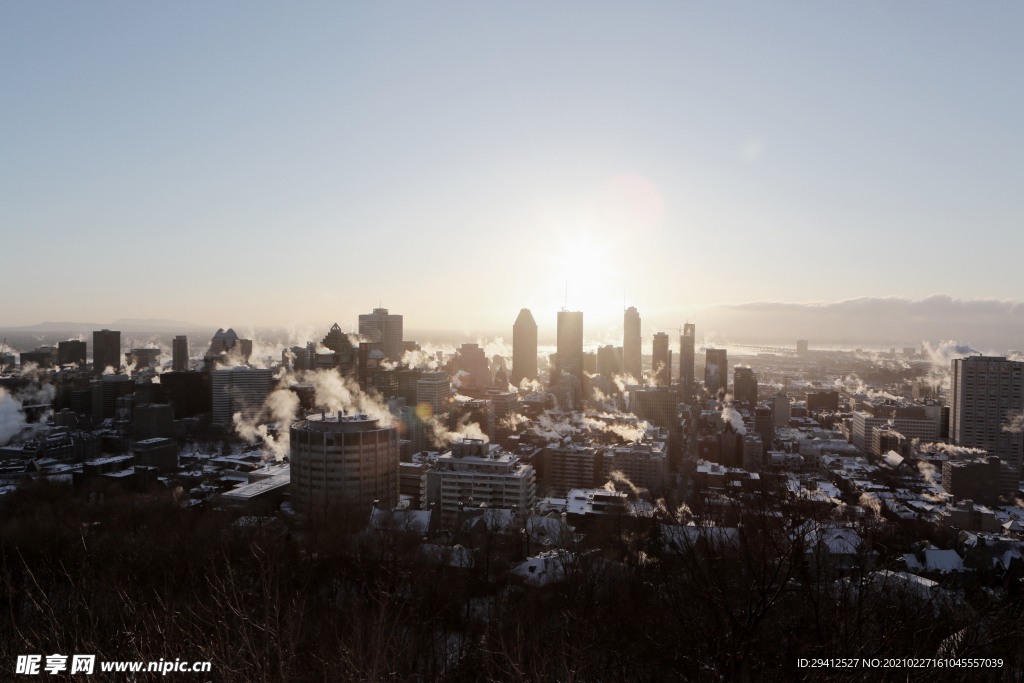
(172, 336, 189, 372)
(358, 307, 404, 362)
(556, 311, 584, 382)
(321, 323, 354, 354)
(680, 324, 695, 401)
(704, 348, 727, 396)
(950, 356, 1024, 497)
(211, 367, 272, 424)
(556, 311, 584, 410)
(597, 345, 624, 377)
(416, 371, 452, 418)
(797, 340, 809, 355)
(92, 329, 121, 374)
(290, 412, 400, 515)
(772, 392, 791, 428)
(632, 387, 682, 469)
(127, 348, 160, 370)
(511, 308, 538, 387)
(425, 439, 536, 522)
(850, 400, 937, 454)
(455, 343, 490, 388)
(733, 367, 757, 404)
(623, 306, 642, 380)
(58, 340, 87, 367)
(652, 332, 670, 387)
(207, 328, 239, 357)
(159, 371, 212, 419)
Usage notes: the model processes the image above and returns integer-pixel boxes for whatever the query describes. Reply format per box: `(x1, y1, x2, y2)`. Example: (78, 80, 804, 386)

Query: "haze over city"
(3, 3, 1024, 348)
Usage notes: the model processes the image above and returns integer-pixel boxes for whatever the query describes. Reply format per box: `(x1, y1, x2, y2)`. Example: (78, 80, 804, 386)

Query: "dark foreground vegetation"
(2, 480, 1023, 682)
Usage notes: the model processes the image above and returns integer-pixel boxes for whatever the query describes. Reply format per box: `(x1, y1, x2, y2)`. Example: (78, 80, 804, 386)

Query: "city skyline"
(3, 4, 1024, 335)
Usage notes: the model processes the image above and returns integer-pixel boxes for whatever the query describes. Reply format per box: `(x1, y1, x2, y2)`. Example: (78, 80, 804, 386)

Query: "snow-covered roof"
(923, 549, 965, 573)
(511, 550, 574, 587)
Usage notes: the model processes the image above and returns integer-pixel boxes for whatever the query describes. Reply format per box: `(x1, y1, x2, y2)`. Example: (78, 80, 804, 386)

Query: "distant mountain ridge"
(2, 319, 213, 332)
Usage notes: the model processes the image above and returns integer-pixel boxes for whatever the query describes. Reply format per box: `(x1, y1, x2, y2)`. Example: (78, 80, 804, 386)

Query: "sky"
(2, 3, 1023, 346)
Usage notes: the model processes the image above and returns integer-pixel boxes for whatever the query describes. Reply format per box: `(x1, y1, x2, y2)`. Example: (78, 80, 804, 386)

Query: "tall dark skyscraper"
(734, 366, 757, 404)
(358, 307, 404, 361)
(705, 348, 727, 396)
(680, 323, 695, 401)
(623, 306, 641, 380)
(556, 311, 584, 380)
(556, 310, 584, 411)
(511, 308, 538, 387)
(58, 340, 87, 367)
(172, 335, 189, 372)
(92, 329, 120, 374)
(652, 332, 670, 387)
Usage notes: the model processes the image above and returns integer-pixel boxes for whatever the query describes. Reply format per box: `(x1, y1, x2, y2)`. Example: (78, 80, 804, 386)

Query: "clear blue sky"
(2, 2, 1022, 339)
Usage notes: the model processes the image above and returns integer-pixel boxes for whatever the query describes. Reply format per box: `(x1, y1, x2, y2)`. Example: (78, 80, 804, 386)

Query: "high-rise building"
(556, 310, 584, 382)
(172, 336, 189, 372)
(652, 332, 670, 387)
(58, 340, 87, 367)
(290, 412, 400, 516)
(623, 306, 642, 380)
(950, 356, 1024, 497)
(416, 371, 452, 418)
(679, 324, 695, 401)
(92, 329, 121, 374)
(511, 308, 538, 387)
(455, 343, 490, 388)
(772, 392, 791, 428)
(358, 308, 404, 362)
(704, 349, 727, 396)
(211, 367, 272, 425)
(556, 311, 584, 409)
(596, 345, 624, 378)
(733, 367, 757, 404)
(797, 340, 809, 355)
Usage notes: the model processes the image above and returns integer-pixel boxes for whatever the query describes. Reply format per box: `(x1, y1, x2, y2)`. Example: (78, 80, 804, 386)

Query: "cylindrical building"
(290, 412, 399, 515)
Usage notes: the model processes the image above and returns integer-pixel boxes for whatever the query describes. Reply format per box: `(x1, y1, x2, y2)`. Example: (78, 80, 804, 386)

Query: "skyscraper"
(705, 348, 727, 396)
(556, 311, 584, 410)
(680, 323, 695, 401)
(358, 307, 404, 362)
(92, 329, 121, 374)
(734, 366, 757, 404)
(211, 367, 272, 425)
(556, 311, 584, 382)
(58, 340, 87, 367)
(623, 306, 641, 380)
(511, 308, 538, 387)
(652, 332, 670, 387)
(172, 336, 189, 372)
(950, 356, 1024, 497)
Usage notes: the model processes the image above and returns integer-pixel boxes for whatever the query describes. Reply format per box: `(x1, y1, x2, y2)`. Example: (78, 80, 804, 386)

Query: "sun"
(547, 234, 620, 320)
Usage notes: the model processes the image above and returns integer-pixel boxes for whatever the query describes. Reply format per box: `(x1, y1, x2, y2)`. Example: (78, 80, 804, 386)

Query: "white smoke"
(921, 340, 980, 392)
(858, 492, 882, 518)
(518, 377, 543, 393)
(915, 441, 987, 459)
(603, 470, 648, 498)
(721, 405, 746, 434)
(426, 412, 489, 447)
(232, 368, 394, 460)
